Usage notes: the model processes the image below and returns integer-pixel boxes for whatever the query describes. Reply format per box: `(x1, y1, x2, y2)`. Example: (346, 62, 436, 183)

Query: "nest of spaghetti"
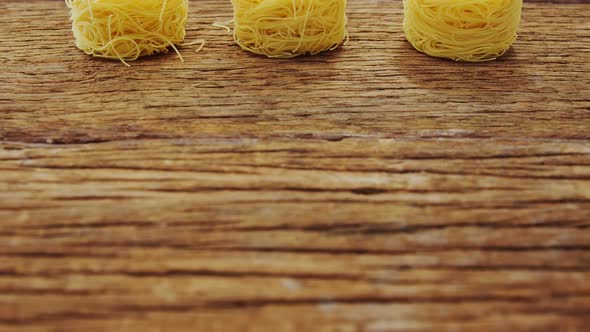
(65, 0, 189, 66)
(403, 0, 523, 62)
(230, 0, 348, 58)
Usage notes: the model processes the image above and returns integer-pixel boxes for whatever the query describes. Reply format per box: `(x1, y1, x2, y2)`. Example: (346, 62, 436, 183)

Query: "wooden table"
(1, 0, 589, 331)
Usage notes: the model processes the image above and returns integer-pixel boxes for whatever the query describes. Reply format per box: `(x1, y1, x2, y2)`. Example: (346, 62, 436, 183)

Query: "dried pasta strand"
(65, 0, 190, 66)
(230, 0, 348, 58)
(403, 0, 523, 62)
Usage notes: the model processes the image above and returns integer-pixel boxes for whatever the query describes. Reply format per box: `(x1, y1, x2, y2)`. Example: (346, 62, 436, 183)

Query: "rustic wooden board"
(1, 0, 590, 331)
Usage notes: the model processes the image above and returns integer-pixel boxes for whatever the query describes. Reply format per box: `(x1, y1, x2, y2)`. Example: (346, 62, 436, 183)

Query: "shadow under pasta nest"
(234, 43, 347, 62)
(68, 50, 184, 70)
(225, 46, 349, 86)
(393, 42, 530, 98)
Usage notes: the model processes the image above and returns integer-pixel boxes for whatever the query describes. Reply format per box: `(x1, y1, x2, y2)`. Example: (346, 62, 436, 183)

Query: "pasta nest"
(403, 0, 523, 62)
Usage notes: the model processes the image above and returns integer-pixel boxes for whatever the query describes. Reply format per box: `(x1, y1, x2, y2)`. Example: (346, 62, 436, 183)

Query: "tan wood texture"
(1, 0, 589, 331)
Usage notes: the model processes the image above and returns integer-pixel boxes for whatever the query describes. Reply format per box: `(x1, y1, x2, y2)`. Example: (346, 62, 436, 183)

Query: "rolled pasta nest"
(403, 0, 523, 62)
(65, 0, 193, 66)
(230, 0, 348, 58)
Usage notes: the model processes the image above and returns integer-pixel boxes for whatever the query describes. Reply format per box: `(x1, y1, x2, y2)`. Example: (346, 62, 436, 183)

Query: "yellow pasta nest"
(403, 0, 523, 62)
(230, 0, 348, 58)
(65, 0, 190, 66)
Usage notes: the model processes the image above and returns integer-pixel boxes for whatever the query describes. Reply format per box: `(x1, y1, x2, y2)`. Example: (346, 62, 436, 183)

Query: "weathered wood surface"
(1, 0, 590, 331)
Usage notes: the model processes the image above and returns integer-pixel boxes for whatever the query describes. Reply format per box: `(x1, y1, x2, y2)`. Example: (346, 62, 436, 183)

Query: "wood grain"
(1, 0, 590, 331)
